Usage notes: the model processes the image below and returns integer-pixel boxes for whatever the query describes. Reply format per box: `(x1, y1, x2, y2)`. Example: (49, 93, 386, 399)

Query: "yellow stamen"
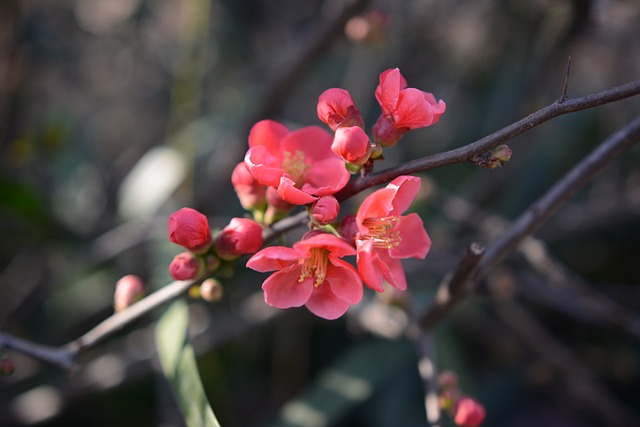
(282, 150, 310, 184)
(361, 216, 401, 249)
(298, 248, 329, 287)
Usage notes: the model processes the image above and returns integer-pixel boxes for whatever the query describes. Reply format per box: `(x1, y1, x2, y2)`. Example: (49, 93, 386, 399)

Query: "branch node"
(559, 56, 572, 103)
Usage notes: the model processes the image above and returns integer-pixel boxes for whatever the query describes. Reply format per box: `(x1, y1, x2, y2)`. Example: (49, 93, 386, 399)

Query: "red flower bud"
(317, 88, 364, 131)
(168, 208, 213, 253)
(215, 218, 264, 260)
(331, 126, 372, 166)
(454, 397, 486, 427)
(311, 195, 340, 225)
(169, 252, 204, 280)
(114, 275, 146, 312)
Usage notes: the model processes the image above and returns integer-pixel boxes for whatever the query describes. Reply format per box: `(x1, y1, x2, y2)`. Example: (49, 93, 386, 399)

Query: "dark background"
(1, 0, 639, 426)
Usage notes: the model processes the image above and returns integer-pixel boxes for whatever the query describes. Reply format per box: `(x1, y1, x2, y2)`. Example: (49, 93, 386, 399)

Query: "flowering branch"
(337, 79, 640, 200)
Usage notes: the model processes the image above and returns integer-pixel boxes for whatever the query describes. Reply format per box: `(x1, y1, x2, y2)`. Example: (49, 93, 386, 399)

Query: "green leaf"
(155, 300, 221, 427)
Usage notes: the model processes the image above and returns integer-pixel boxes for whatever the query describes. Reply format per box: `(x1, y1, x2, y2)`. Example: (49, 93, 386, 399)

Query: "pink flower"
(310, 195, 340, 225)
(317, 88, 365, 131)
(231, 161, 266, 211)
(331, 126, 372, 166)
(168, 208, 213, 253)
(114, 275, 145, 312)
(454, 397, 486, 427)
(372, 68, 446, 146)
(355, 175, 431, 292)
(215, 217, 264, 260)
(244, 120, 350, 205)
(169, 252, 204, 280)
(246, 232, 362, 320)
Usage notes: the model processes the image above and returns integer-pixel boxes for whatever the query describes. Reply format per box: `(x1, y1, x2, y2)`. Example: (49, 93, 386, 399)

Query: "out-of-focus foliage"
(1, 0, 639, 426)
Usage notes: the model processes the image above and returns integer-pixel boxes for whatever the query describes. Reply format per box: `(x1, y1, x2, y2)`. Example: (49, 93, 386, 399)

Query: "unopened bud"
(169, 252, 204, 281)
(199, 278, 223, 302)
(215, 218, 263, 260)
(310, 196, 340, 225)
(454, 397, 486, 427)
(332, 126, 371, 166)
(168, 208, 213, 253)
(470, 145, 512, 169)
(114, 275, 145, 312)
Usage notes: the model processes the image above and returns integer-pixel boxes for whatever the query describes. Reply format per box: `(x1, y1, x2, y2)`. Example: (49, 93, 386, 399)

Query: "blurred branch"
(0, 279, 197, 370)
(247, 0, 372, 123)
(494, 300, 640, 426)
(409, 328, 442, 427)
(337, 79, 640, 200)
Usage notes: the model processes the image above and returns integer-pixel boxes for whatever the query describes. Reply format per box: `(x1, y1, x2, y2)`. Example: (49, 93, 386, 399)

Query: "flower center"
(361, 216, 401, 249)
(282, 150, 310, 184)
(299, 248, 329, 288)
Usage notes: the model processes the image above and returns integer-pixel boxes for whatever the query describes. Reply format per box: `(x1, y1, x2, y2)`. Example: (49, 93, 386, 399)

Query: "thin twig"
(337, 79, 640, 200)
(410, 330, 442, 427)
(559, 56, 572, 103)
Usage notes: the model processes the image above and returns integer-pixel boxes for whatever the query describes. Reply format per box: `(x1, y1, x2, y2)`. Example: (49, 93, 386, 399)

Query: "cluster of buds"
(438, 371, 486, 427)
(166, 207, 263, 299)
(317, 68, 446, 174)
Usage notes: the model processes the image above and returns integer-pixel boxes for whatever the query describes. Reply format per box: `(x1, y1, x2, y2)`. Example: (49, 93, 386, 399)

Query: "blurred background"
(1, 0, 639, 426)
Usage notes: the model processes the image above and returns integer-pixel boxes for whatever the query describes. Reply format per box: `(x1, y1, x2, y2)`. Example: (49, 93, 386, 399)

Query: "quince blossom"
(244, 120, 350, 205)
(168, 208, 213, 254)
(247, 232, 362, 320)
(317, 88, 364, 131)
(355, 175, 431, 292)
(373, 68, 446, 147)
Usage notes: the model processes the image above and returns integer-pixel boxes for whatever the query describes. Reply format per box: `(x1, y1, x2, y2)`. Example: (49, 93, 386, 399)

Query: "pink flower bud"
(454, 397, 486, 427)
(317, 88, 364, 131)
(331, 126, 372, 166)
(168, 208, 213, 253)
(199, 278, 223, 302)
(231, 162, 267, 211)
(114, 275, 145, 312)
(311, 195, 340, 225)
(215, 218, 264, 260)
(169, 252, 204, 280)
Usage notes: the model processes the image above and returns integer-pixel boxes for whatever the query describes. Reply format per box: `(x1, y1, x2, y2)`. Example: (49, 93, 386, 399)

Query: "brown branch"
(337, 79, 640, 201)
(418, 243, 485, 330)
(416, 114, 640, 330)
(0, 279, 197, 370)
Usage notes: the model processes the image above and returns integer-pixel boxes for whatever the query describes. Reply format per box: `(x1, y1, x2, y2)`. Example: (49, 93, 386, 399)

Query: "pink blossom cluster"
(228, 68, 442, 319)
(167, 207, 263, 281)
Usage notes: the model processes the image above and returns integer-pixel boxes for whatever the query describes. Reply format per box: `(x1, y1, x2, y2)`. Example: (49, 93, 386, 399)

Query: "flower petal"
(262, 264, 314, 308)
(393, 88, 435, 129)
(294, 233, 356, 258)
(389, 213, 431, 259)
(277, 176, 318, 205)
(245, 145, 285, 187)
(281, 126, 335, 162)
(303, 158, 350, 197)
(326, 257, 363, 304)
(377, 251, 407, 290)
(387, 175, 421, 215)
(375, 68, 405, 115)
(304, 281, 351, 320)
(247, 246, 301, 272)
(356, 240, 386, 292)
(248, 119, 289, 151)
